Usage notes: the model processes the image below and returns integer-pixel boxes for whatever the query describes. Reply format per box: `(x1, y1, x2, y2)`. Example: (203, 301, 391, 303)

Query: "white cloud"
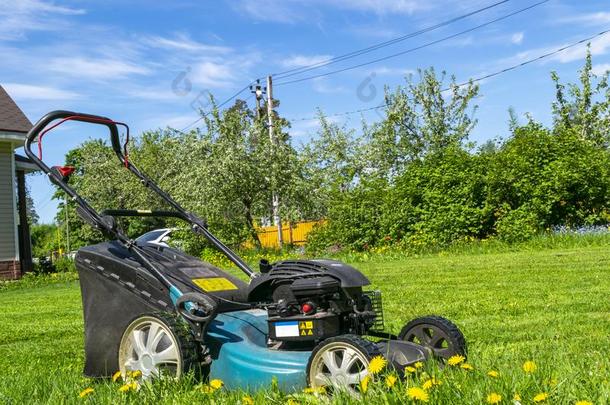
(3, 83, 80, 100)
(282, 54, 333, 68)
(592, 64, 610, 76)
(234, 0, 432, 23)
(190, 61, 236, 88)
(511, 32, 524, 45)
(373, 66, 414, 76)
(558, 12, 610, 26)
(48, 57, 151, 80)
(142, 33, 232, 54)
(0, 0, 85, 40)
(502, 34, 610, 67)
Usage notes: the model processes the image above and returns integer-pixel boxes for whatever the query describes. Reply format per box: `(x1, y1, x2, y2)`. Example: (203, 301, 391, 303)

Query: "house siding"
(0, 141, 17, 261)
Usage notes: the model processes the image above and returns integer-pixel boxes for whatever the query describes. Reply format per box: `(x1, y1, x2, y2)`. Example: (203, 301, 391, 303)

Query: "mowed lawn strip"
(0, 245, 608, 404)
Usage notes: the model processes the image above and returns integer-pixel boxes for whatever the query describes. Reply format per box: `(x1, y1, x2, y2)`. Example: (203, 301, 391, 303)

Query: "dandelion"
(514, 393, 521, 401)
(209, 379, 224, 390)
(407, 387, 429, 402)
(523, 361, 537, 373)
(129, 370, 142, 379)
(79, 388, 94, 398)
(533, 392, 549, 402)
(242, 395, 254, 405)
(486, 393, 502, 404)
(385, 375, 397, 389)
(368, 356, 387, 374)
(460, 363, 474, 371)
(447, 355, 465, 366)
(422, 378, 441, 390)
(405, 366, 417, 374)
(487, 370, 499, 378)
(303, 387, 325, 395)
(360, 375, 371, 394)
(118, 382, 138, 393)
(575, 401, 592, 405)
(112, 371, 122, 382)
(414, 361, 424, 369)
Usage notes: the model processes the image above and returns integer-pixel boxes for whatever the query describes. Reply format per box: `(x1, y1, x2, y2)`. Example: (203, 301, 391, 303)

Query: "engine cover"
(247, 259, 370, 302)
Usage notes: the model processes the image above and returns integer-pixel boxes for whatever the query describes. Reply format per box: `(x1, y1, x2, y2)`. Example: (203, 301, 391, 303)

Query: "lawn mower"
(24, 110, 467, 394)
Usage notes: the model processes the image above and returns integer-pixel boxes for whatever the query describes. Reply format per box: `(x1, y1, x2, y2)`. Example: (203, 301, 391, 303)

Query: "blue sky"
(1, 0, 610, 223)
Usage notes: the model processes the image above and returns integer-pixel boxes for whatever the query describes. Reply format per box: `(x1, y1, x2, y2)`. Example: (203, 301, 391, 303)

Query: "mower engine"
(247, 259, 383, 346)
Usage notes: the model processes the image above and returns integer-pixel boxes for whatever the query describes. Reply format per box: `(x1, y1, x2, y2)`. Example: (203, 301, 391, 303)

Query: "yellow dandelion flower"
(303, 387, 325, 395)
(460, 363, 474, 371)
(407, 387, 429, 402)
(486, 393, 502, 404)
(209, 379, 224, 390)
(523, 360, 537, 373)
(111, 371, 122, 382)
(129, 370, 142, 379)
(447, 355, 465, 366)
(385, 375, 397, 389)
(368, 356, 387, 374)
(360, 375, 371, 394)
(118, 382, 137, 393)
(422, 378, 441, 390)
(487, 370, 499, 378)
(533, 392, 549, 402)
(79, 387, 94, 398)
(575, 401, 592, 405)
(414, 361, 424, 369)
(286, 400, 298, 405)
(200, 385, 216, 394)
(514, 393, 521, 401)
(242, 395, 254, 405)
(405, 366, 417, 374)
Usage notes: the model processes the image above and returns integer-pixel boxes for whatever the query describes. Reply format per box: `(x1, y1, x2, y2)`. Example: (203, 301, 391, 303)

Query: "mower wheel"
(399, 315, 467, 361)
(307, 334, 381, 395)
(118, 312, 199, 380)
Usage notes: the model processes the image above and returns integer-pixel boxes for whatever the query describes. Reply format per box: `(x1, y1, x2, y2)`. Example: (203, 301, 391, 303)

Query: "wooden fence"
(254, 220, 324, 248)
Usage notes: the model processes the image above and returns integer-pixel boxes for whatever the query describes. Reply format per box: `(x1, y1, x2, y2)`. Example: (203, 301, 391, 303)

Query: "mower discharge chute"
(25, 110, 467, 393)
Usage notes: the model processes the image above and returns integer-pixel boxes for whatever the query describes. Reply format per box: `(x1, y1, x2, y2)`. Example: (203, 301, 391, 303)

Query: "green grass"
(0, 241, 609, 404)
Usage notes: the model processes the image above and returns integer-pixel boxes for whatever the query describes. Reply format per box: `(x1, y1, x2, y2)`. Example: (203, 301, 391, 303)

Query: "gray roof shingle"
(0, 85, 32, 134)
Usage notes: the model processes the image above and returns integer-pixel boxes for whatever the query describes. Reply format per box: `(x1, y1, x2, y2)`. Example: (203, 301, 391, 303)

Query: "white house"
(0, 85, 36, 279)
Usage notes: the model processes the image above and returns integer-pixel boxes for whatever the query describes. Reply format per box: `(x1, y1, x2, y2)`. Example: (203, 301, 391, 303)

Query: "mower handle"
(24, 110, 256, 279)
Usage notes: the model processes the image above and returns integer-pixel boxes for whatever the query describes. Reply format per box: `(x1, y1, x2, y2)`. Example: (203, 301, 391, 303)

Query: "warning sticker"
(275, 321, 299, 337)
(192, 277, 238, 292)
(299, 320, 315, 336)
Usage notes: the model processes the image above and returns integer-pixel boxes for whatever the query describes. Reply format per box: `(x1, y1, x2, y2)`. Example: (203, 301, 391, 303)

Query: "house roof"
(0, 85, 32, 134)
(14, 154, 39, 173)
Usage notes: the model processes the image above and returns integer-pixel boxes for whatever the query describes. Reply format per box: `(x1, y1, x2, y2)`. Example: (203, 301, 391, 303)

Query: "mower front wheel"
(118, 312, 199, 380)
(399, 315, 467, 361)
(307, 335, 381, 395)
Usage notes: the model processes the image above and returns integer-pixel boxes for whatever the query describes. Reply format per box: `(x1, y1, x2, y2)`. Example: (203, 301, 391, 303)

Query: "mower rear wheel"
(307, 335, 381, 395)
(399, 315, 467, 361)
(118, 313, 198, 380)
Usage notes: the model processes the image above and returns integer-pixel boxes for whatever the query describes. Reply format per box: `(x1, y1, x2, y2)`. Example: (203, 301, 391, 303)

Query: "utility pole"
(267, 75, 283, 249)
(65, 194, 70, 255)
(249, 79, 263, 119)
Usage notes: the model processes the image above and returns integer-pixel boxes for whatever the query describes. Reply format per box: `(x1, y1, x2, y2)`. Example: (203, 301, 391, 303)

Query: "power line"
(179, 82, 254, 132)
(287, 28, 610, 123)
(272, 0, 511, 80)
(275, 0, 549, 87)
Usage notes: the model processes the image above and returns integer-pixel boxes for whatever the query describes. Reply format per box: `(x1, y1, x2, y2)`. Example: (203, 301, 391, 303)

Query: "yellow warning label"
(192, 277, 238, 292)
(299, 321, 314, 337)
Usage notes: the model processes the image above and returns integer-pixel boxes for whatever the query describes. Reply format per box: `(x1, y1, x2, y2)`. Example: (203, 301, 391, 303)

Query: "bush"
(494, 205, 540, 243)
(54, 256, 76, 273)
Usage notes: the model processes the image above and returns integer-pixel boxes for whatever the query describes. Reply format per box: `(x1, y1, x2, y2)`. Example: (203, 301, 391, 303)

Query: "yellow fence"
(255, 220, 324, 248)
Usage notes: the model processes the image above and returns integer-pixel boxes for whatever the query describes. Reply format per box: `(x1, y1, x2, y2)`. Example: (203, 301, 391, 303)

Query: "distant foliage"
(51, 49, 610, 254)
